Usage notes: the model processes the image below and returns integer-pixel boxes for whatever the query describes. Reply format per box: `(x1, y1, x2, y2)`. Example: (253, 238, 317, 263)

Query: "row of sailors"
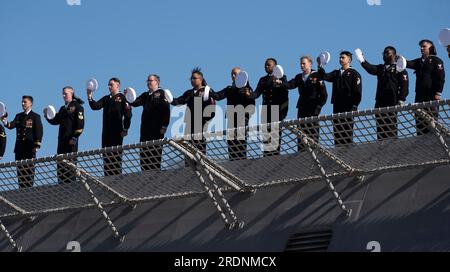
(0, 40, 446, 188)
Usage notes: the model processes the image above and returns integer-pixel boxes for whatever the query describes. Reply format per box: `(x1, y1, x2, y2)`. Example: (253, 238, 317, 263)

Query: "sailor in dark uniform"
(45, 86, 85, 183)
(127, 74, 170, 171)
(359, 46, 409, 140)
(282, 56, 327, 151)
(317, 51, 362, 146)
(172, 67, 216, 157)
(0, 124, 6, 160)
(88, 78, 132, 176)
(250, 58, 289, 156)
(210, 67, 255, 160)
(2, 96, 43, 188)
(406, 40, 446, 135)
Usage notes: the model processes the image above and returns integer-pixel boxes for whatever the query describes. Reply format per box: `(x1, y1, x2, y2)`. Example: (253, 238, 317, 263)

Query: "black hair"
(340, 51, 353, 61)
(192, 67, 207, 86)
(419, 39, 437, 55)
(266, 58, 278, 65)
(109, 77, 121, 84)
(384, 46, 397, 55)
(22, 95, 33, 103)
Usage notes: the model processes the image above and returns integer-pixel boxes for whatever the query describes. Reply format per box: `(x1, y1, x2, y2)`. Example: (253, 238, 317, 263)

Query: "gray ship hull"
(1, 164, 449, 252)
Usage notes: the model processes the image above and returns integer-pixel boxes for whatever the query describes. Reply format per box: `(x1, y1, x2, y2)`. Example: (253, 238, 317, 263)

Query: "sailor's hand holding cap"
(395, 55, 407, 72)
(124, 87, 137, 103)
(0, 102, 7, 121)
(243, 87, 251, 97)
(203, 86, 211, 102)
(163, 89, 173, 103)
(316, 56, 323, 67)
(86, 78, 98, 100)
(87, 88, 93, 100)
(43, 105, 56, 119)
(0, 102, 8, 125)
(355, 48, 365, 63)
(317, 51, 331, 67)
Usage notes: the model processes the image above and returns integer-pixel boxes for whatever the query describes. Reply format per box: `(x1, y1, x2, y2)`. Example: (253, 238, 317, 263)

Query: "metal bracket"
(0, 196, 27, 215)
(286, 125, 364, 182)
(0, 219, 21, 252)
(287, 125, 352, 216)
(168, 140, 244, 229)
(60, 159, 130, 203)
(415, 109, 450, 159)
(63, 160, 125, 242)
(168, 140, 249, 191)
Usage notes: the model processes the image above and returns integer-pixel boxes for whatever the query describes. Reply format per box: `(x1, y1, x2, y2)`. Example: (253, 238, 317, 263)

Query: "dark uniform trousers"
(6, 111, 43, 188)
(56, 141, 78, 184)
(407, 56, 445, 135)
(0, 125, 6, 158)
(46, 100, 85, 184)
(172, 88, 215, 167)
(252, 75, 289, 157)
(15, 147, 36, 188)
(284, 71, 328, 152)
(332, 104, 355, 146)
(297, 106, 321, 152)
(415, 108, 439, 136)
(375, 102, 398, 140)
(140, 132, 165, 171)
(131, 89, 170, 172)
(227, 122, 248, 161)
(89, 93, 132, 177)
(102, 134, 124, 176)
(361, 61, 409, 141)
(318, 67, 362, 147)
(211, 84, 255, 161)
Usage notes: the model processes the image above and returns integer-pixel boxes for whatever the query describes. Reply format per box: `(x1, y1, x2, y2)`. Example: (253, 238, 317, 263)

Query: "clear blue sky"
(0, 0, 448, 162)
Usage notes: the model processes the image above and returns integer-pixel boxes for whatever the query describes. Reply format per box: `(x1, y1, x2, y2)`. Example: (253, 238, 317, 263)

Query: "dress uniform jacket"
(406, 56, 445, 102)
(46, 99, 85, 154)
(252, 75, 289, 122)
(131, 89, 170, 142)
(284, 70, 328, 118)
(6, 110, 43, 157)
(172, 87, 216, 135)
(361, 62, 409, 107)
(89, 93, 132, 147)
(6, 110, 43, 188)
(210, 82, 255, 125)
(317, 67, 362, 113)
(210, 83, 255, 160)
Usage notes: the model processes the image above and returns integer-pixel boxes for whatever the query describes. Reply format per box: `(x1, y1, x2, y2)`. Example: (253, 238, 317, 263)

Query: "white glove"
(354, 48, 365, 63)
